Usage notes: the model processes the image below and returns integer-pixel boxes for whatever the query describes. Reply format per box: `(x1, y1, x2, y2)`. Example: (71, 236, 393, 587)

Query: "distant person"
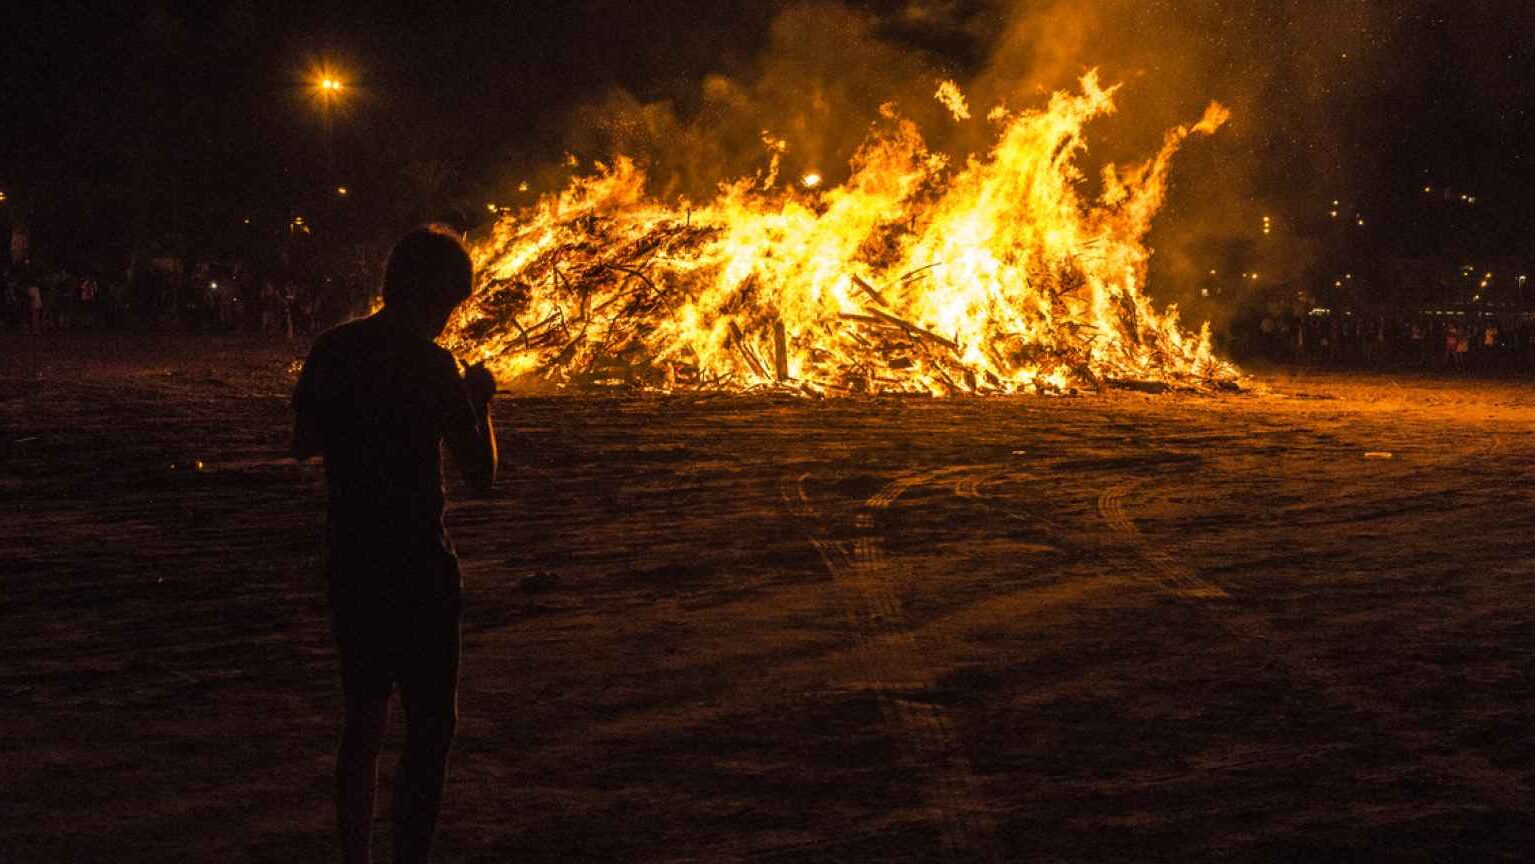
(78, 274, 99, 330)
(292, 225, 498, 864)
(25, 273, 43, 334)
(260, 280, 279, 334)
(282, 280, 299, 340)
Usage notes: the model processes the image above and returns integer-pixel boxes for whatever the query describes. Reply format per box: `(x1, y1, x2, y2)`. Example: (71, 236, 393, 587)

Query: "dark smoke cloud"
(555, 0, 1429, 321)
(563, 2, 948, 198)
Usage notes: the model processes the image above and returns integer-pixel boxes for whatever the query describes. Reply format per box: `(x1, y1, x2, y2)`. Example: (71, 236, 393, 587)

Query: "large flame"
(445, 73, 1237, 395)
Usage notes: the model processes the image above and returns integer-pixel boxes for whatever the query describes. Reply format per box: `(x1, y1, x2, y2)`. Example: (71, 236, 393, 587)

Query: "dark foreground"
(3, 334, 1533, 862)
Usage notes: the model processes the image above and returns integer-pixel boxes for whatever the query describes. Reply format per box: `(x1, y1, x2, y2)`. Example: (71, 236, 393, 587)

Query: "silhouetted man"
(293, 225, 497, 864)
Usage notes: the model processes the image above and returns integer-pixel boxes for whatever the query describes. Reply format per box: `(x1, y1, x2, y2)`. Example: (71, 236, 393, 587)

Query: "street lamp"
(312, 71, 347, 185)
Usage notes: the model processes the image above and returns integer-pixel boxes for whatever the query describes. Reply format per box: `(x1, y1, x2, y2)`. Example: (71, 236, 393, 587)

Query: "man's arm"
(291, 342, 326, 462)
(443, 361, 498, 495)
(292, 411, 323, 461)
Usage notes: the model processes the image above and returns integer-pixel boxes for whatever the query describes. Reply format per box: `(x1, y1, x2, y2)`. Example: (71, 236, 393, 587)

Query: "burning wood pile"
(443, 74, 1239, 396)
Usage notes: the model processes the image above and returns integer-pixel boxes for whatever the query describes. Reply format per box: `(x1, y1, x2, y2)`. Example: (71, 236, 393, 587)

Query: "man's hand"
(463, 361, 498, 407)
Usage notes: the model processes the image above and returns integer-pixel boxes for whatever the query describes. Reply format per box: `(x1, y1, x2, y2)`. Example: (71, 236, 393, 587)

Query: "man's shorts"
(329, 583, 461, 708)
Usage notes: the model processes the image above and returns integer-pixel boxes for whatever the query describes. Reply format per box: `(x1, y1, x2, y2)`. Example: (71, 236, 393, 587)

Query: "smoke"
(555, 0, 1413, 323)
(563, 2, 947, 199)
(960, 0, 1413, 322)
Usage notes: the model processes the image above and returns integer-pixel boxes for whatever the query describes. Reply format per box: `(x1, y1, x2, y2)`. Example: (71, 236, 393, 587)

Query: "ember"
(444, 74, 1237, 395)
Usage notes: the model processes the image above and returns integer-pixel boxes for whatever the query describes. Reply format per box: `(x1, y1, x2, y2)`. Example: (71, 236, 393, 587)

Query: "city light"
(336, 186, 348, 196)
(319, 77, 343, 93)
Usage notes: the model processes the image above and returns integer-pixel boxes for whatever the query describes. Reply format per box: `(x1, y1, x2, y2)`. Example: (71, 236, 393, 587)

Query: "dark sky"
(5, 1, 1534, 276)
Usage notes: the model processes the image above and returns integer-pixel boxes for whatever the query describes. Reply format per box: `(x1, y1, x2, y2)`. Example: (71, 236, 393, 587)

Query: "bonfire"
(443, 73, 1238, 396)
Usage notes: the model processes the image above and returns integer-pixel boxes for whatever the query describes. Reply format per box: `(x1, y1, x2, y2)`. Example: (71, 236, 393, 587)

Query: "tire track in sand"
(1098, 477, 1530, 811)
(782, 468, 999, 863)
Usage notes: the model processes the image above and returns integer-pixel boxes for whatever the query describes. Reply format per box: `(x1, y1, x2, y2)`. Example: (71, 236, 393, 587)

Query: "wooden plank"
(728, 321, 770, 379)
(773, 320, 789, 381)
(863, 307, 960, 352)
(851, 274, 891, 308)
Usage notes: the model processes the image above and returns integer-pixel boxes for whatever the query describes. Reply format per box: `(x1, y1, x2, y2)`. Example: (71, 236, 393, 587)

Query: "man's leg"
(392, 600, 461, 864)
(337, 695, 389, 864)
(331, 589, 395, 864)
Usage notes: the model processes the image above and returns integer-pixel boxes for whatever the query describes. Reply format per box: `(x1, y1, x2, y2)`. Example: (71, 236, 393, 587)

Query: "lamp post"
(314, 75, 345, 187)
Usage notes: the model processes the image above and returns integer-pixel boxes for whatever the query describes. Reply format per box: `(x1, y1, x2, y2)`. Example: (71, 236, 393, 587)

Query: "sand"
(3, 332, 1532, 861)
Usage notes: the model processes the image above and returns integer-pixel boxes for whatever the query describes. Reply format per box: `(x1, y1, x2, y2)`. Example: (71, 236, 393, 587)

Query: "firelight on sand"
(444, 73, 1237, 396)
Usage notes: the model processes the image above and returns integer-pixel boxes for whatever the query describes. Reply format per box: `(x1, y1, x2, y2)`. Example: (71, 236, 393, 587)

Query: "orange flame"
(445, 73, 1235, 395)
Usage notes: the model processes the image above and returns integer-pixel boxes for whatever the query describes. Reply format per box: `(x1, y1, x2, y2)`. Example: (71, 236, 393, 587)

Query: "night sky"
(6, 1, 1534, 290)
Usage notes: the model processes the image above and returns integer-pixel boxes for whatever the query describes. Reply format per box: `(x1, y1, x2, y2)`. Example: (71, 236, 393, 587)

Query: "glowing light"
(443, 74, 1236, 395)
(487, 203, 499, 213)
(336, 186, 348, 196)
(1330, 210, 1338, 218)
(311, 68, 348, 104)
(518, 181, 530, 192)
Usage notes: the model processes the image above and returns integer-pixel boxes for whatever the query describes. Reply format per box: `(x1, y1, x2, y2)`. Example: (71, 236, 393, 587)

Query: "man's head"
(382, 225, 473, 337)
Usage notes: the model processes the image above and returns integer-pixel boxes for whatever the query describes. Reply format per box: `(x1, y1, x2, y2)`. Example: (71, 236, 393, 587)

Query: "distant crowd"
(8, 262, 1535, 377)
(0, 263, 379, 339)
(1235, 308, 1535, 372)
